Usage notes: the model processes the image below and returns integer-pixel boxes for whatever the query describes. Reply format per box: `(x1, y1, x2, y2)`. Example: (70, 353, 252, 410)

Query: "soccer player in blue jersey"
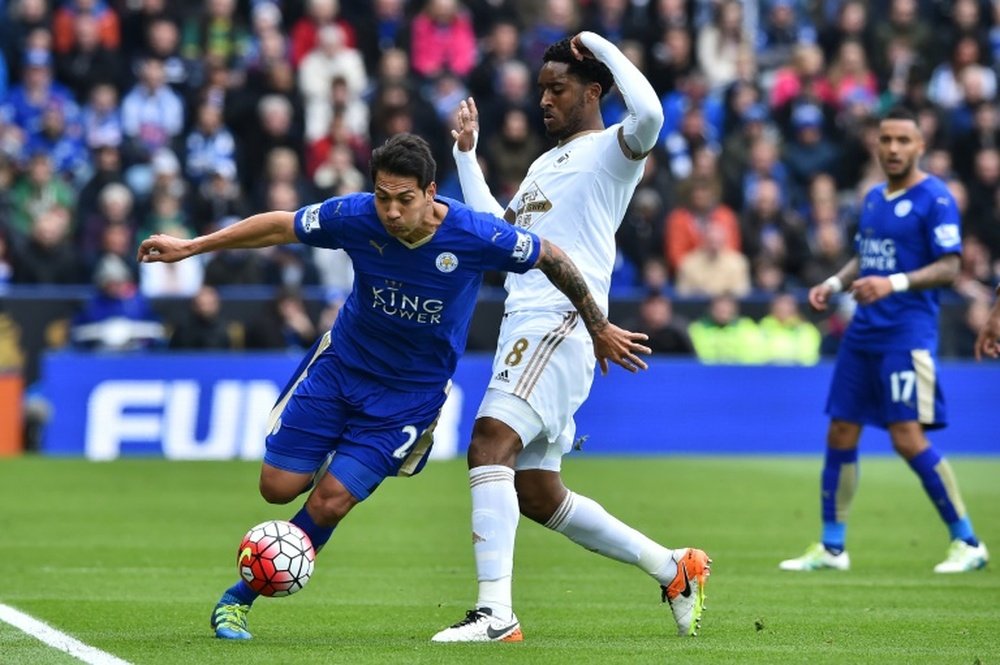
(779, 107, 989, 574)
(137, 133, 652, 640)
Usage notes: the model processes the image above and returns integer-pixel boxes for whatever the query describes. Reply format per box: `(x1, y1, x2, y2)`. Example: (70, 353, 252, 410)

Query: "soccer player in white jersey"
(432, 33, 711, 642)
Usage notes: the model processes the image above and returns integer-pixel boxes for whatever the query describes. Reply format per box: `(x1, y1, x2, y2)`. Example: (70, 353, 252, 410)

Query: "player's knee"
(305, 483, 358, 526)
(258, 480, 298, 505)
(827, 420, 860, 449)
(467, 418, 522, 468)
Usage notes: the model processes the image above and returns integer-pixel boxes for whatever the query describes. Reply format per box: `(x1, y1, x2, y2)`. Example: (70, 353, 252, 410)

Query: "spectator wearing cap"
(55, 11, 123, 103)
(120, 55, 185, 164)
(70, 253, 165, 351)
(184, 99, 236, 185)
(0, 49, 79, 140)
(782, 103, 839, 207)
(52, 0, 120, 55)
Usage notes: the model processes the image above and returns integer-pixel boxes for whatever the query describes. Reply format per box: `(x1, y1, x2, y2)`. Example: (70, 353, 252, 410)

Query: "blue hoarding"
(40, 352, 998, 459)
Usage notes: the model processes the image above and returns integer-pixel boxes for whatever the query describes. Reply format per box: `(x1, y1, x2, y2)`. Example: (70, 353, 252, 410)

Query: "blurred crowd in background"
(0, 0, 999, 364)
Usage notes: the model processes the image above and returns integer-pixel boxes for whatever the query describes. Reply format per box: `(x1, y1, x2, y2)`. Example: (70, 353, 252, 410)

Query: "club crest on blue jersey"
(435, 252, 458, 272)
(894, 199, 912, 217)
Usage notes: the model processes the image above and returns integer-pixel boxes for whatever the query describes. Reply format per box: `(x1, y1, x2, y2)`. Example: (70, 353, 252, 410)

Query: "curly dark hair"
(542, 38, 615, 99)
(369, 133, 437, 189)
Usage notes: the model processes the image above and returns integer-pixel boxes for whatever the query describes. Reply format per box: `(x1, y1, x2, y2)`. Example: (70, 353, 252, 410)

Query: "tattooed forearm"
(836, 257, 860, 289)
(536, 239, 608, 334)
(904, 253, 960, 290)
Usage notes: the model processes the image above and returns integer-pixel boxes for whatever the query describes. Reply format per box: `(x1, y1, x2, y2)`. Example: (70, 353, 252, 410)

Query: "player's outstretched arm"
(137, 211, 298, 263)
(809, 257, 860, 311)
(850, 253, 960, 305)
(534, 238, 651, 375)
(974, 290, 1000, 361)
(572, 31, 663, 158)
(451, 97, 506, 218)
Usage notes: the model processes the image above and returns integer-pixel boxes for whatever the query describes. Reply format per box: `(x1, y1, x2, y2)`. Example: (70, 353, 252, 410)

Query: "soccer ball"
(237, 520, 315, 597)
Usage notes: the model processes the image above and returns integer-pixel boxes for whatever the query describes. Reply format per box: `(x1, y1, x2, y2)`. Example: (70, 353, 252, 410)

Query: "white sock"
(546, 491, 677, 586)
(470, 465, 518, 621)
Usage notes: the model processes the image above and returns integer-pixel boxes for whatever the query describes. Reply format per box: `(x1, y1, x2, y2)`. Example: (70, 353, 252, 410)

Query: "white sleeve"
(579, 31, 663, 156)
(451, 136, 506, 218)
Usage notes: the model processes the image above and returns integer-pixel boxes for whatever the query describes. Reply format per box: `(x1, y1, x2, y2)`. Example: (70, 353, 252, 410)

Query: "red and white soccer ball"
(237, 520, 315, 597)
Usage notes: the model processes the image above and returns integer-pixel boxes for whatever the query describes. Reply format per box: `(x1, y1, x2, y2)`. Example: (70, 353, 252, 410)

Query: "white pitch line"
(0, 602, 132, 665)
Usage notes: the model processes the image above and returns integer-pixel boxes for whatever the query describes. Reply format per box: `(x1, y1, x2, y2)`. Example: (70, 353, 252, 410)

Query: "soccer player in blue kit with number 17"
(137, 133, 652, 639)
(780, 107, 988, 574)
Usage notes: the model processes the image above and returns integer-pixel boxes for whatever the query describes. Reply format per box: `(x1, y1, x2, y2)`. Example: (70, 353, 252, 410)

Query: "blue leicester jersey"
(293, 193, 542, 390)
(845, 176, 962, 351)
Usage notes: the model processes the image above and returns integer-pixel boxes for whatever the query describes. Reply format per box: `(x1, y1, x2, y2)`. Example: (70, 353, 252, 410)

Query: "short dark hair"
(881, 106, 919, 125)
(542, 39, 615, 99)
(369, 133, 436, 190)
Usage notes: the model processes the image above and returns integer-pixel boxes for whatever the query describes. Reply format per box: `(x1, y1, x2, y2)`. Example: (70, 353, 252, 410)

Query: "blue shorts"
(264, 332, 449, 500)
(826, 343, 946, 430)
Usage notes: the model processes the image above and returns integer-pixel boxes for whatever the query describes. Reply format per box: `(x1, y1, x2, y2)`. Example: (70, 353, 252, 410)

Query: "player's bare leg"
(889, 422, 988, 573)
(517, 470, 710, 637)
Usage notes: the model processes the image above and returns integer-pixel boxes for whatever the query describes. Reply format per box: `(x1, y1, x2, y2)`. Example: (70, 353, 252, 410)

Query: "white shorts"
(476, 310, 595, 471)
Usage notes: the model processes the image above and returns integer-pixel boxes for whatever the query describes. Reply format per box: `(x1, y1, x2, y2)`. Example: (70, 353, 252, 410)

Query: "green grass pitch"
(0, 456, 997, 664)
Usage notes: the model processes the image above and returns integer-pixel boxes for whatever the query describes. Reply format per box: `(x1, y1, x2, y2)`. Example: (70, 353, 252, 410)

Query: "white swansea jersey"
(502, 125, 644, 314)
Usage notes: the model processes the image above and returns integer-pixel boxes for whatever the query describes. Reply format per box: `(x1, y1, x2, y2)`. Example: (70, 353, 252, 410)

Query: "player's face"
(538, 62, 590, 140)
(373, 172, 434, 240)
(877, 119, 924, 179)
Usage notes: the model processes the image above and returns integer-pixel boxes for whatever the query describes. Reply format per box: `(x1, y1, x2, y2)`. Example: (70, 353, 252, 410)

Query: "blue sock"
(219, 506, 336, 608)
(221, 580, 259, 606)
(291, 505, 335, 553)
(821, 447, 858, 555)
(907, 448, 979, 547)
